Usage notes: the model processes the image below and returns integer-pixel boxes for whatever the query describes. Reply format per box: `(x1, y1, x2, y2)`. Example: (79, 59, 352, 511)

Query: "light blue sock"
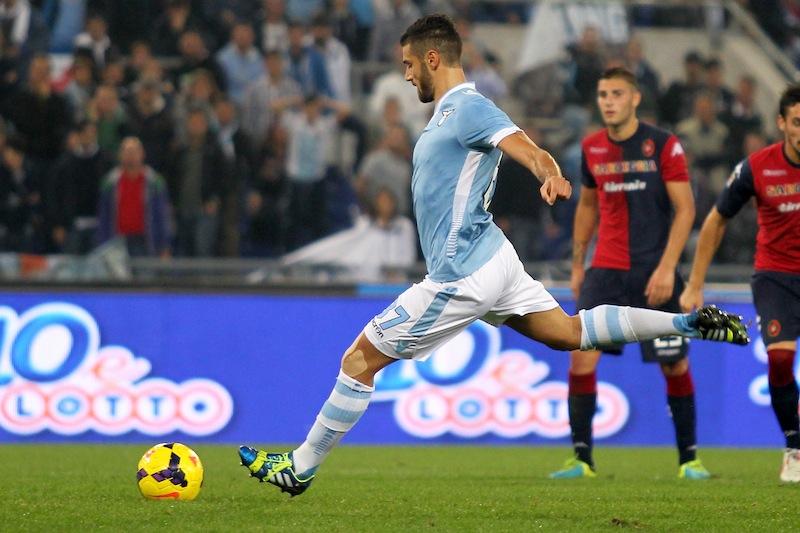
(292, 371, 373, 475)
(579, 305, 697, 351)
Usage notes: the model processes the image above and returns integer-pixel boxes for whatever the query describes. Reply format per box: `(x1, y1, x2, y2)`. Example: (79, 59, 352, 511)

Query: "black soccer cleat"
(693, 305, 750, 345)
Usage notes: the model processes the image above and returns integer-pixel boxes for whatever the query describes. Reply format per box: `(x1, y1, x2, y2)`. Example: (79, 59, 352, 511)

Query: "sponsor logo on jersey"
(642, 139, 655, 157)
(437, 108, 455, 126)
(670, 141, 684, 157)
(592, 160, 657, 176)
(777, 201, 800, 213)
(765, 183, 800, 197)
(603, 179, 647, 193)
(588, 146, 608, 154)
(762, 169, 788, 177)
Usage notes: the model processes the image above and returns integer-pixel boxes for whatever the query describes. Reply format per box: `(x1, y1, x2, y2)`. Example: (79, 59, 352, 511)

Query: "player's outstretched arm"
(497, 131, 571, 205)
(679, 207, 729, 311)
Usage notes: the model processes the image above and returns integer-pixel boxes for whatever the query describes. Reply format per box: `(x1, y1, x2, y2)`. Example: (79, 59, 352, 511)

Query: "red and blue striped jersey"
(716, 142, 800, 274)
(581, 122, 690, 270)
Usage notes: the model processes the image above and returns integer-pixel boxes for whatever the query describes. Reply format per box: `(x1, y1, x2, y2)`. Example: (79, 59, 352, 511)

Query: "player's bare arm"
(679, 207, 729, 311)
(571, 186, 598, 298)
(497, 131, 572, 205)
(645, 181, 695, 307)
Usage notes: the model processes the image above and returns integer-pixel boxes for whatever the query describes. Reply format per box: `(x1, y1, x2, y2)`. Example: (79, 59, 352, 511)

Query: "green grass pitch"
(1, 444, 797, 532)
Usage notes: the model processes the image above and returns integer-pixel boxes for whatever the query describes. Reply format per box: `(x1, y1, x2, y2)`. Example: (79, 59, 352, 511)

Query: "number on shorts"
(377, 305, 410, 330)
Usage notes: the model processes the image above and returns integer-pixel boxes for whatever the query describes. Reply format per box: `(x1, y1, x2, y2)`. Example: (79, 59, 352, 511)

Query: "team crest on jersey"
(642, 139, 655, 157)
(767, 319, 782, 337)
(438, 108, 455, 126)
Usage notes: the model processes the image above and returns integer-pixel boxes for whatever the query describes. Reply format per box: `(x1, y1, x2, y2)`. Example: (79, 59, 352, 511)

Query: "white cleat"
(780, 448, 800, 482)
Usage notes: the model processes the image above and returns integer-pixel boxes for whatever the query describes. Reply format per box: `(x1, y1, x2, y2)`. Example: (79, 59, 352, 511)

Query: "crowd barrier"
(0, 288, 784, 447)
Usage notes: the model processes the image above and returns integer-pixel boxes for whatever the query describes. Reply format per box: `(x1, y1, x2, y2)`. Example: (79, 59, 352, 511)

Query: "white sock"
(579, 305, 694, 351)
(292, 370, 374, 475)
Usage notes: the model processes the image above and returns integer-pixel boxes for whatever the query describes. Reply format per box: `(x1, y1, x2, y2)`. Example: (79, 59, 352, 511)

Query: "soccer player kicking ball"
(550, 67, 710, 481)
(239, 15, 748, 496)
(681, 85, 800, 482)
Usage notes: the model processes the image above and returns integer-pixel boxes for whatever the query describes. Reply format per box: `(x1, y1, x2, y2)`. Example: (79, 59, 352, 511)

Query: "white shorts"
(363, 240, 559, 360)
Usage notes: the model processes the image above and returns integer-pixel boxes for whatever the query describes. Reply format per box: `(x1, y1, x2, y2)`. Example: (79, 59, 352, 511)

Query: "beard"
(416, 66, 434, 103)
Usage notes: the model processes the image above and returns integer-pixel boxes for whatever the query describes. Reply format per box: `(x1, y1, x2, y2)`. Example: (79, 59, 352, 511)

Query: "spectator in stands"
(677, 91, 729, 193)
(704, 58, 734, 117)
(311, 14, 351, 103)
(354, 124, 411, 217)
(370, 0, 420, 63)
(256, 0, 289, 55)
(564, 26, 606, 108)
(127, 77, 174, 173)
(171, 30, 226, 94)
(216, 21, 264, 106)
(122, 40, 152, 86)
(0, 0, 49, 76)
(100, 0, 159, 53)
(100, 58, 129, 101)
(172, 69, 221, 144)
(4, 54, 71, 175)
(150, 0, 208, 57)
(0, 135, 44, 251)
(490, 124, 547, 261)
(369, 43, 432, 136)
(63, 53, 95, 122)
(366, 187, 416, 271)
(242, 49, 302, 152)
(329, 0, 362, 60)
(280, 94, 346, 250)
(243, 148, 286, 257)
(660, 50, 705, 127)
(48, 120, 113, 254)
(199, 0, 259, 47)
(89, 84, 128, 157)
(463, 41, 507, 102)
(724, 74, 762, 165)
(73, 12, 117, 70)
(624, 34, 660, 120)
(286, 22, 332, 98)
(166, 108, 228, 257)
(214, 97, 252, 256)
(96, 136, 170, 257)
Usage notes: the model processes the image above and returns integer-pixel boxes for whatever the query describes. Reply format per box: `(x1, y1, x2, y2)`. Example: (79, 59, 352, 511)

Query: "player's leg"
(505, 303, 748, 351)
(766, 340, 800, 482)
(549, 349, 601, 479)
(752, 272, 800, 481)
(658, 357, 709, 479)
(238, 333, 393, 495)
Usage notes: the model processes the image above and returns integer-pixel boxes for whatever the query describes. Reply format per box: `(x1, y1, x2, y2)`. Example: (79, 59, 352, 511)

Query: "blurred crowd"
(0, 0, 775, 268)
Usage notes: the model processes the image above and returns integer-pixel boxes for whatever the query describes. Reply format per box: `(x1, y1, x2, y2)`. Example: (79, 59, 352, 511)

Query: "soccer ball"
(136, 442, 204, 501)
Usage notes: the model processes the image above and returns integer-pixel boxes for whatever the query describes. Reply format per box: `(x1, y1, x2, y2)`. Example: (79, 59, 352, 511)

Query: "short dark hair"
(599, 66, 639, 90)
(779, 84, 800, 118)
(400, 14, 462, 66)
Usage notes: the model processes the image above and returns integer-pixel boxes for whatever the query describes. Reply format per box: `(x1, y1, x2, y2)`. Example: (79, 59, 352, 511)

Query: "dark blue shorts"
(751, 271, 800, 345)
(576, 267, 688, 363)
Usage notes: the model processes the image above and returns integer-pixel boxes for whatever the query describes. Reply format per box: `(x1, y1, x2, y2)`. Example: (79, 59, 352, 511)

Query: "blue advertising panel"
(0, 290, 787, 447)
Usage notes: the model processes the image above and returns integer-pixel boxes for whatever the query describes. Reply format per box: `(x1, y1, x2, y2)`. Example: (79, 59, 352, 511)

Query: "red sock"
(569, 371, 597, 395)
(666, 370, 694, 397)
(768, 349, 796, 387)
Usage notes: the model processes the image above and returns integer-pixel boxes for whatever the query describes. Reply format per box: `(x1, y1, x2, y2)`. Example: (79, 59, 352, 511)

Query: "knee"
(341, 340, 370, 377)
(661, 358, 689, 377)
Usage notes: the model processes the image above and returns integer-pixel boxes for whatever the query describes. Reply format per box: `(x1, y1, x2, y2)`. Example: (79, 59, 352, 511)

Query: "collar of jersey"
(434, 82, 476, 116)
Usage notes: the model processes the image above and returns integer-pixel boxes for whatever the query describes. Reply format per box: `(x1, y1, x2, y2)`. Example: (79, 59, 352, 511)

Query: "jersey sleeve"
(716, 159, 755, 218)
(660, 135, 690, 182)
(580, 150, 596, 188)
(455, 97, 520, 150)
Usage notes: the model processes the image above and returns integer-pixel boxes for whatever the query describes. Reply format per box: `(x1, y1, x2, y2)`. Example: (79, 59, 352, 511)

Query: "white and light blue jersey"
(412, 82, 520, 282)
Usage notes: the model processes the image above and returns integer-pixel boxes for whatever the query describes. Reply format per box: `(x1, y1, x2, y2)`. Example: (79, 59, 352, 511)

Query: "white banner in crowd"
(517, 1, 629, 74)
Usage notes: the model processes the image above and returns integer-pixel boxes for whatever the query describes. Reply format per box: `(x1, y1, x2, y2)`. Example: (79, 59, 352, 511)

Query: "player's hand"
(679, 284, 704, 313)
(644, 265, 674, 307)
(540, 176, 572, 205)
(570, 265, 585, 299)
